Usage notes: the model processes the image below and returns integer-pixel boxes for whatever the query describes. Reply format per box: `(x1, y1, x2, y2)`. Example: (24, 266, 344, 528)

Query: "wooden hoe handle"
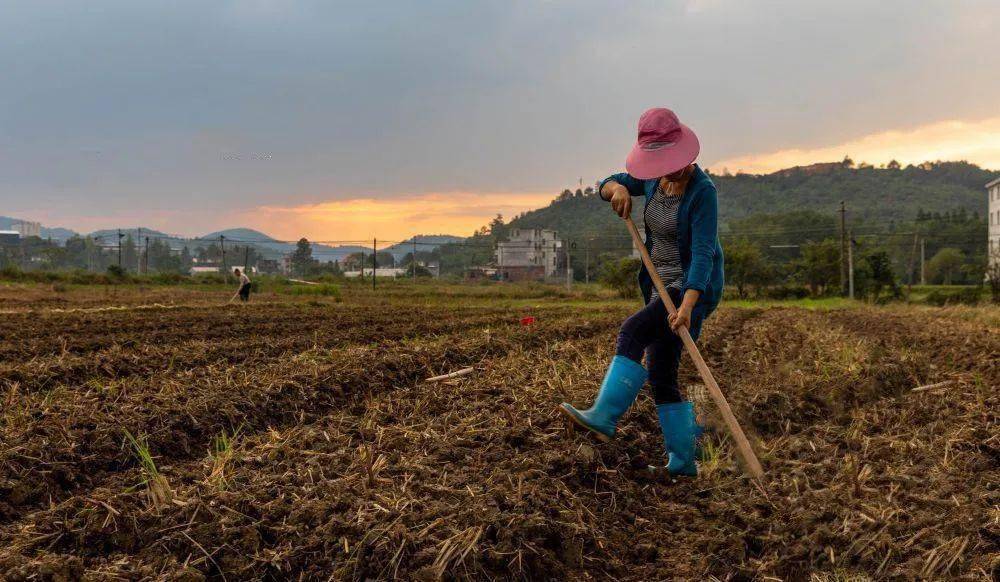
(624, 216, 765, 481)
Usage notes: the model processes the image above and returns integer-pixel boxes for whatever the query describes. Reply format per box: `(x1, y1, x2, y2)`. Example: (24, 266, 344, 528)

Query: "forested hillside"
(435, 160, 996, 286)
(712, 160, 995, 224)
(506, 160, 995, 236)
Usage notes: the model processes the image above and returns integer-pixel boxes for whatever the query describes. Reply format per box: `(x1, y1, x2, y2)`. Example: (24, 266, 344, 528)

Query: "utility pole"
(117, 229, 123, 267)
(907, 232, 919, 288)
(847, 229, 855, 300)
(566, 242, 573, 291)
(412, 237, 417, 280)
(839, 201, 847, 296)
(137, 228, 142, 273)
(220, 235, 226, 274)
(920, 238, 926, 285)
(244, 246, 250, 273)
(144, 236, 150, 274)
(372, 237, 377, 291)
(584, 239, 590, 284)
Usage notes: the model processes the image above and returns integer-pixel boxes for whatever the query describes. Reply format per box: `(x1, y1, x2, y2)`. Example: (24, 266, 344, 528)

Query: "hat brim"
(625, 124, 700, 180)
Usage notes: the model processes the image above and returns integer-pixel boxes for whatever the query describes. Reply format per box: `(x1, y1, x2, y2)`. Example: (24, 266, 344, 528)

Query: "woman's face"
(662, 164, 691, 182)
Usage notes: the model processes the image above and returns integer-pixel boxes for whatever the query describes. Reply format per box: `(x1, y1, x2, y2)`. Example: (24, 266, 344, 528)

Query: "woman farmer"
(233, 268, 252, 302)
(560, 107, 724, 476)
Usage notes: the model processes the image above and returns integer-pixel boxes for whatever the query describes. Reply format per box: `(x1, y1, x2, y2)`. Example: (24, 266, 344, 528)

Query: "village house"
(495, 228, 565, 282)
(0, 230, 20, 246)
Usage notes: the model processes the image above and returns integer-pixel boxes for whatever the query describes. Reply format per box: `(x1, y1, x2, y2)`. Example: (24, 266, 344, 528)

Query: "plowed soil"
(1, 288, 996, 580)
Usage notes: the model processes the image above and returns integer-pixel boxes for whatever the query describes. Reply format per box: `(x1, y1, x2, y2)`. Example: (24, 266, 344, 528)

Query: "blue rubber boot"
(657, 401, 700, 476)
(559, 356, 647, 442)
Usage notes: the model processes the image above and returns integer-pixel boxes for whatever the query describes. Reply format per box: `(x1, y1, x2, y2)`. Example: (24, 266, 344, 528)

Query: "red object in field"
(520, 316, 535, 326)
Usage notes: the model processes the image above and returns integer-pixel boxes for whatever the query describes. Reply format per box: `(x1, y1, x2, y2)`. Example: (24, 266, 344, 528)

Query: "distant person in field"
(560, 107, 724, 477)
(233, 268, 252, 302)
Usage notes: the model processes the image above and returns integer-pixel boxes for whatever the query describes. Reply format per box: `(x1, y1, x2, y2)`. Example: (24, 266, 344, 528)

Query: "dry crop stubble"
(0, 308, 621, 560)
(0, 304, 600, 519)
(0, 291, 996, 579)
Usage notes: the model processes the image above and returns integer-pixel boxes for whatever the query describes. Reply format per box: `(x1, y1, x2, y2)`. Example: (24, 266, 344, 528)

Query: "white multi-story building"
(989, 178, 1000, 268)
(496, 228, 564, 279)
(13, 221, 41, 238)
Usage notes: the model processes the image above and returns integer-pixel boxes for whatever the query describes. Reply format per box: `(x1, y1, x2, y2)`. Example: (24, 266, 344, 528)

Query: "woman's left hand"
(668, 306, 691, 332)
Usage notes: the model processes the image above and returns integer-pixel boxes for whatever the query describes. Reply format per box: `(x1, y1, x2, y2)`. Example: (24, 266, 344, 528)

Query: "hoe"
(623, 216, 765, 481)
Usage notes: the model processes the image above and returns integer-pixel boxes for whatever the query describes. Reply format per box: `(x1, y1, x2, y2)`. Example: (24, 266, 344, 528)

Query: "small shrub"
(312, 273, 346, 284)
(149, 272, 187, 285)
(0, 265, 23, 280)
(924, 290, 946, 305)
(924, 287, 981, 306)
(761, 284, 810, 300)
(106, 264, 127, 279)
(599, 257, 640, 299)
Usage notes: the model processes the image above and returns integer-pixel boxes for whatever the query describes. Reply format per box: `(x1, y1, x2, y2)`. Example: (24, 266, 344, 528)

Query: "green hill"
(712, 160, 995, 225)
(200, 228, 279, 244)
(385, 235, 464, 260)
(436, 160, 995, 281)
(507, 161, 996, 240)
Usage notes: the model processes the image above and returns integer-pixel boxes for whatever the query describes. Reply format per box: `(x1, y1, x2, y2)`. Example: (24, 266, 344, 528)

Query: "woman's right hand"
(609, 184, 632, 218)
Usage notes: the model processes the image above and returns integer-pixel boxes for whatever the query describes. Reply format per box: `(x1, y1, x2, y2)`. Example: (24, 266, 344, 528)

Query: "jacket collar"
(645, 163, 703, 201)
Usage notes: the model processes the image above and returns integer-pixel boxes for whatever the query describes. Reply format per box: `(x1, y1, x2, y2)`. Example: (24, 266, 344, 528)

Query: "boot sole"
(558, 405, 613, 443)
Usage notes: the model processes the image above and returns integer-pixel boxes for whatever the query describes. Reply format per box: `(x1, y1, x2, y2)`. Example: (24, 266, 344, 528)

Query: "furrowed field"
(0, 280, 996, 580)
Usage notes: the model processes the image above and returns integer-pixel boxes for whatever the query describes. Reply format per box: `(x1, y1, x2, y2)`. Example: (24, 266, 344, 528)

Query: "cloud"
(241, 191, 557, 242)
(2, 1, 998, 238)
(710, 116, 1000, 174)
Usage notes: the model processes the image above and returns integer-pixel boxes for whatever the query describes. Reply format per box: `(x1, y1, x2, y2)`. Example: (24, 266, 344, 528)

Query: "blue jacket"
(599, 164, 725, 312)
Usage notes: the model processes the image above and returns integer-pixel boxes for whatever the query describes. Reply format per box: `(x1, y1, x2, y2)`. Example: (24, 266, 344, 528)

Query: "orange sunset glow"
(233, 116, 1000, 242)
(241, 191, 558, 243)
(711, 116, 1000, 175)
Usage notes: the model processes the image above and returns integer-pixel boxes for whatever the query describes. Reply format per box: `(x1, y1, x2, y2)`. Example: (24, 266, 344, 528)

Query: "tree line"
(0, 234, 264, 276)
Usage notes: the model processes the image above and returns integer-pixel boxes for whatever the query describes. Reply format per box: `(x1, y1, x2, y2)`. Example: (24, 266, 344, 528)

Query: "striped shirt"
(644, 185, 683, 300)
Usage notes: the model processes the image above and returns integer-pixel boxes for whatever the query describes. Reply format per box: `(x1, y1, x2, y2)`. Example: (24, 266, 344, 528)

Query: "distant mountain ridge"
(384, 235, 464, 260)
(90, 228, 174, 243)
(0, 219, 460, 262)
(202, 228, 370, 262)
(201, 228, 278, 243)
(0, 216, 77, 243)
(5, 160, 995, 259)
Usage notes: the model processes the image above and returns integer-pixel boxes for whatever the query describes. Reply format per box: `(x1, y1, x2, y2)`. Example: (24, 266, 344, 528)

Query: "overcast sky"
(2, 0, 998, 240)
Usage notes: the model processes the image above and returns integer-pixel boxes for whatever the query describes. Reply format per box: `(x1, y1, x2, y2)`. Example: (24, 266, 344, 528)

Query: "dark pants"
(238, 282, 251, 302)
(615, 288, 707, 404)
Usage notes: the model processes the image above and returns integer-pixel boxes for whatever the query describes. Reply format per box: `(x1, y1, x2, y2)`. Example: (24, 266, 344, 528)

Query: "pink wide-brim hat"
(625, 107, 700, 179)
